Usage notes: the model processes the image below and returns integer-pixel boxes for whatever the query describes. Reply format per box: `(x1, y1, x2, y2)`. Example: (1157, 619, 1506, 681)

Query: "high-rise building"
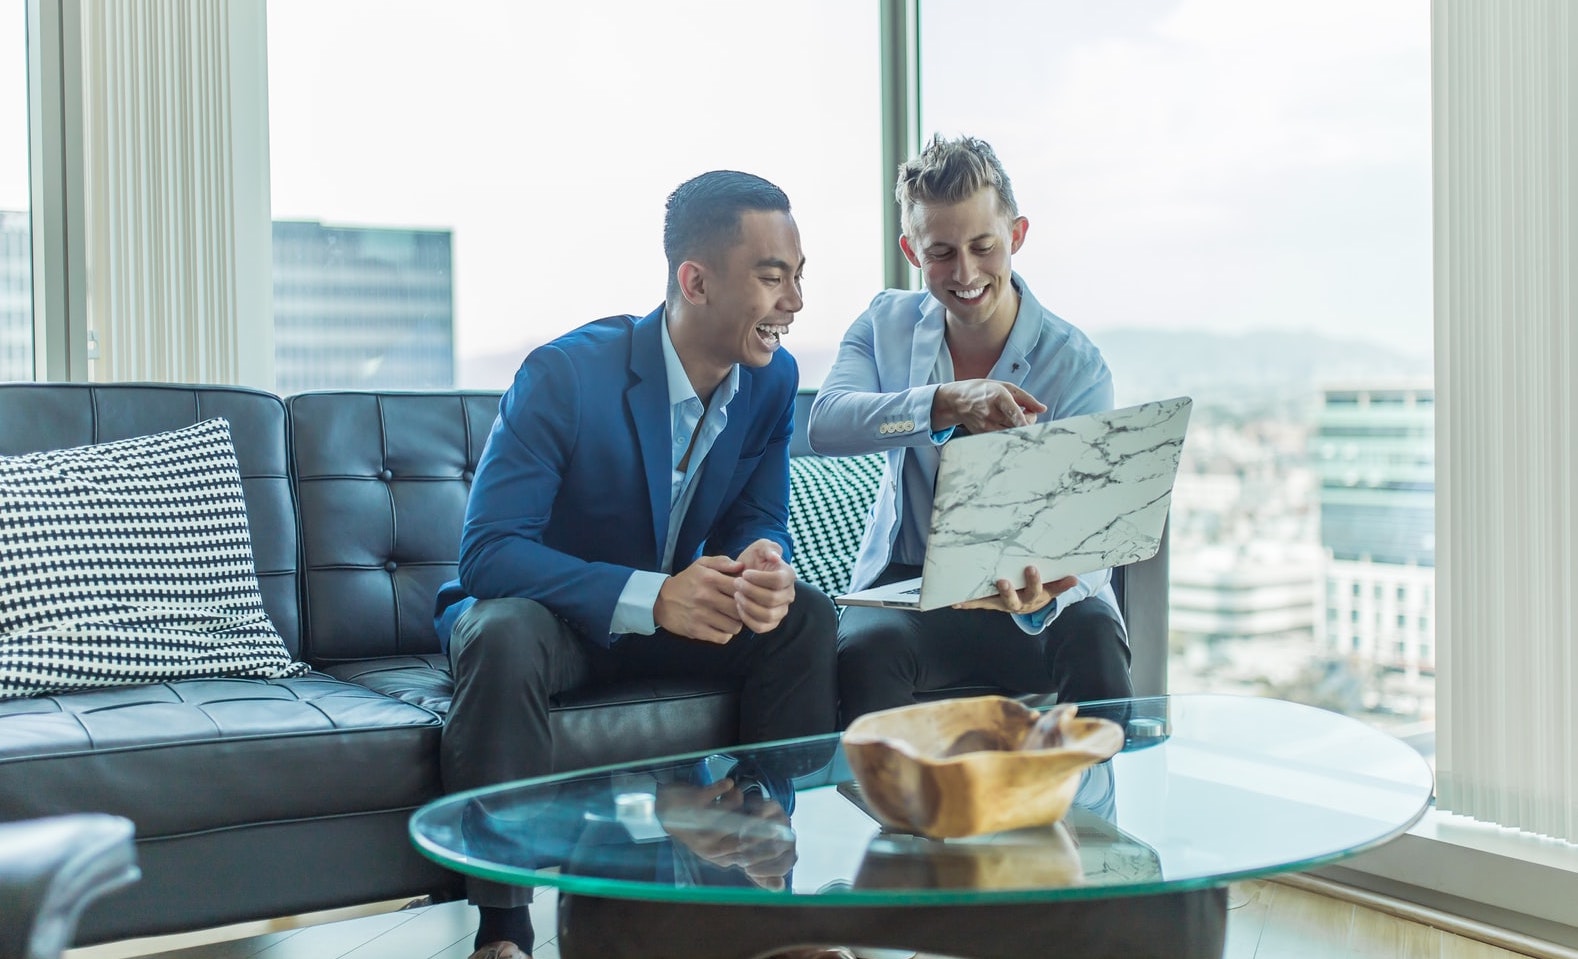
(0, 216, 455, 391)
(0, 212, 31, 382)
(1315, 384, 1435, 684)
(1167, 408, 1322, 647)
(1170, 544, 1320, 645)
(272, 220, 454, 393)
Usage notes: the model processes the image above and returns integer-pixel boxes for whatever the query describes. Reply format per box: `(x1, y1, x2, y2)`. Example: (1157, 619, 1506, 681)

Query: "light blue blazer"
(805, 274, 1121, 626)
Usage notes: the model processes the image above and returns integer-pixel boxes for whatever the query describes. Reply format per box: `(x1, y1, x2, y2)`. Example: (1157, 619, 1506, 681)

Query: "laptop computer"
(835, 396, 1192, 611)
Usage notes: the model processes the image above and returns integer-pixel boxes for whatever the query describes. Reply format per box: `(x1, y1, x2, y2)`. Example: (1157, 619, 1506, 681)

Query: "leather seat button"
(462, 470, 474, 482)
(384, 561, 397, 572)
(379, 469, 394, 481)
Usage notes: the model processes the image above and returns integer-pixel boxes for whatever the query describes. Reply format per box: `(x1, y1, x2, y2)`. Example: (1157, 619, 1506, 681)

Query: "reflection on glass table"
(412, 695, 1433, 959)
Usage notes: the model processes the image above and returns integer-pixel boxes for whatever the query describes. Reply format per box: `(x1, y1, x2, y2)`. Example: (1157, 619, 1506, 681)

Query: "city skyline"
(264, 0, 1432, 386)
(0, 2, 1432, 386)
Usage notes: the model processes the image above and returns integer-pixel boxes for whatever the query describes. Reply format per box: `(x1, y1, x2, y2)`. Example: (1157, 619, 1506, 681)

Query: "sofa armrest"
(0, 815, 139, 959)
(1121, 519, 1170, 697)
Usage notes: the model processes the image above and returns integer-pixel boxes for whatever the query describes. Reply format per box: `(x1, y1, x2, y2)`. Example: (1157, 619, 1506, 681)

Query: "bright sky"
(922, 0, 1432, 358)
(0, 6, 27, 212)
(266, 0, 885, 384)
(1, 1, 1432, 387)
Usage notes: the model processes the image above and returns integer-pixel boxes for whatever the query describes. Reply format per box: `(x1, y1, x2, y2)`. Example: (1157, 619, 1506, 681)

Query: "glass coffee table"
(410, 694, 1433, 959)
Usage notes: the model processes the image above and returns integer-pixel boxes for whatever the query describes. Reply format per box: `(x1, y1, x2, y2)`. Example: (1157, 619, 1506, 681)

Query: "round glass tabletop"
(409, 694, 1434, 906)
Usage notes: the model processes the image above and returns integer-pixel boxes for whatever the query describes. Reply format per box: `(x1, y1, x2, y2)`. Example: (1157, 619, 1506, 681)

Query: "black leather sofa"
(0, 814, 138, 959)
(0, 382, 1168, 947)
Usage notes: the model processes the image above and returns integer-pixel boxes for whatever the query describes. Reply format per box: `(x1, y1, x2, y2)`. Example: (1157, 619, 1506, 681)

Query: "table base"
(556, 885, 1228, 959)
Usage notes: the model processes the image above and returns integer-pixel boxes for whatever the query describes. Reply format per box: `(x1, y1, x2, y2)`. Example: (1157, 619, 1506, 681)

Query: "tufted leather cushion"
(0, 384, 302, 656)
(319, 655, 739, 771)
(291, 391, 743, 767)
(287, 391, 498, 664)
(0, 675, 443, 836)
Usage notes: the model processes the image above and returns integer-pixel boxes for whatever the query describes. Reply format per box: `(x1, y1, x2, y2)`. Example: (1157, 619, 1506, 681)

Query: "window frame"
(26, 0, 86, 381)
(26, 0, 1576, 941)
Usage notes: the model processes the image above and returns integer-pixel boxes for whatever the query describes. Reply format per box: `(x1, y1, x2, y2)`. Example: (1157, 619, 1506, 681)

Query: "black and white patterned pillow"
(787, 453, 885, 598)
(0, 417, 308, 700)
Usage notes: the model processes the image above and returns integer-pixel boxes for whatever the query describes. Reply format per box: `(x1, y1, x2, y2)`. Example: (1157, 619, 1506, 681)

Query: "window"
(0, 2, 30, 382)
(266, 1, 882, 392)
(921, 0, 1433, 744)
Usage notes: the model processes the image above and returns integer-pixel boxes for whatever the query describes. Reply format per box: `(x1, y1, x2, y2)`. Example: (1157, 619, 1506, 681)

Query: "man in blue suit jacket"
(433, 172, 838, 959)
(807, 135, 1132, 723)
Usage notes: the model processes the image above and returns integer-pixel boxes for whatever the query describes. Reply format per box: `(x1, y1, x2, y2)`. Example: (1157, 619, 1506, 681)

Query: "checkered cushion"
(788, 453, 884, 597)
(0, 418, 307, 700)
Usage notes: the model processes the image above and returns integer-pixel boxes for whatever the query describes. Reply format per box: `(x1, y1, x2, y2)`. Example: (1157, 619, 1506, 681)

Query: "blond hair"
(896, 134, 1019, 235)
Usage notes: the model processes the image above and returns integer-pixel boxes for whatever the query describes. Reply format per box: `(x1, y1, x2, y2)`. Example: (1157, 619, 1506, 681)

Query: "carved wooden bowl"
(841, 696, 1124, 839)
(854, 821, 1084, 890)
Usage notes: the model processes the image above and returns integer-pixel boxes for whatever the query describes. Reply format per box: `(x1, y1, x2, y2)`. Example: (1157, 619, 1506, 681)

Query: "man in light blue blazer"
(433, 172, 838, 959)
(807, 135, 1132, 723)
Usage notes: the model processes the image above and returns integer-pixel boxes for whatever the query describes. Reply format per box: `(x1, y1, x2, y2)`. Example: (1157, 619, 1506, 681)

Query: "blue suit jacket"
(433, 306, 798, 648)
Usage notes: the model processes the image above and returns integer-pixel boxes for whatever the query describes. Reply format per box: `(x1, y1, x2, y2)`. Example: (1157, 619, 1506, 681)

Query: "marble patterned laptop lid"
(917, 396, 1193, 610)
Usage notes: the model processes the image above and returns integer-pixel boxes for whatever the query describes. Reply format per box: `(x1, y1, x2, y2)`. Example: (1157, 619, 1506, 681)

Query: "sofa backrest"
(0, 383, 1166, 692)
(0, 383, 303, 655)
(286, 391, 499, 665)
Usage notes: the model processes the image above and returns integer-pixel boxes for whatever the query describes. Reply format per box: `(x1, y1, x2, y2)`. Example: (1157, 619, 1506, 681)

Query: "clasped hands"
(655, 778, 797, 891)
(654, 538, 794, 644)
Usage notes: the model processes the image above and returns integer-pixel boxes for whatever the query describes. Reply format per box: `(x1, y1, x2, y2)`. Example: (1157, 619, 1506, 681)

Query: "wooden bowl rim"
(842, 714, 1123, 768)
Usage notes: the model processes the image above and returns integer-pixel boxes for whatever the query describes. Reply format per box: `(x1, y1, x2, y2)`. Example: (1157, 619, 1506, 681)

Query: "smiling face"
(900, 186, 1028, 338)
(672, 209, 805, 389)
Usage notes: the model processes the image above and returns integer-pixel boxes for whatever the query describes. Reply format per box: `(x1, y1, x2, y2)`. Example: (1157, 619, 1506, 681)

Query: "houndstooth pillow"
(787, 453, 885, 598)
(0, 417, 308, 700)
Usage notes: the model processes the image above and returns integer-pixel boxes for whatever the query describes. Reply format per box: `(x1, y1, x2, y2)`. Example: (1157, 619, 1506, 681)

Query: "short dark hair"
(664, 171, 791, 300)
(896, 134, 1019, 235)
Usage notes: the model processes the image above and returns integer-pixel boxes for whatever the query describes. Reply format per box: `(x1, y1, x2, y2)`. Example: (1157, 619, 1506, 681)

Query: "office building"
(1315, 384, 1435, 682)
(1, 217, 455, 392)
(272, 220, 454, 393)
(0, 211, 30, 382)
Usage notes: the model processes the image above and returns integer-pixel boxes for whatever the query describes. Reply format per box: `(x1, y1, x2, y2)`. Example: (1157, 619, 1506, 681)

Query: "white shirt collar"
(660, 311, 739, 409)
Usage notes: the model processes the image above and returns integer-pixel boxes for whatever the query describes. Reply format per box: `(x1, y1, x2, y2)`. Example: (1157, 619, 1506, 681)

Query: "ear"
(1009, 216, 1029, 254)
(677, 260, 707, 305)
(898, 235, 922, 269)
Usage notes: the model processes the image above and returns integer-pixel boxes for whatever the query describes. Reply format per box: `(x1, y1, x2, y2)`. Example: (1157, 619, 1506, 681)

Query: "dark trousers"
(442, 583, 839, 907)
(837, 564, 1133, 724)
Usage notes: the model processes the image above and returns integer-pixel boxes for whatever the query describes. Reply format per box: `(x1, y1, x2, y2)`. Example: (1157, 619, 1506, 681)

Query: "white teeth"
(756, 323, 789, 343)
(954, 288, 985, 301)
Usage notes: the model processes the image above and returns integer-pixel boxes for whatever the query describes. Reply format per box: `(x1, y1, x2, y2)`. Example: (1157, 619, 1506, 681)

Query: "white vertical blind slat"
(79, 0, 264, 385)
(1435, 0, 1576, 843)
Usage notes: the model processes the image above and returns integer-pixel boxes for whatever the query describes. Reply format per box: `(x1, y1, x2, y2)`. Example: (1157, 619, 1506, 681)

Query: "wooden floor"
(63, 880, 1548, 959)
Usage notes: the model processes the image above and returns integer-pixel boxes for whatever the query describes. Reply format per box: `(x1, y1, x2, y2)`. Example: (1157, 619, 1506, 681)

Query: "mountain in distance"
(456, 341, 845, 393)
(458, 328, 1432, 421)
(1091, 327, 1432, 416)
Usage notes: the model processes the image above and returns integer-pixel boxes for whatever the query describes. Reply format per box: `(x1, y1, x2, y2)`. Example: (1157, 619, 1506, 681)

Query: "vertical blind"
(1435, 0, 1577, 842)
(78, 0, 272, 386)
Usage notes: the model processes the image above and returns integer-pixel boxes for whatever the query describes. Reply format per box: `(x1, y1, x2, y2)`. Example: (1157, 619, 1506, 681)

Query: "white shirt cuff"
(612, 570, 668, 636)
